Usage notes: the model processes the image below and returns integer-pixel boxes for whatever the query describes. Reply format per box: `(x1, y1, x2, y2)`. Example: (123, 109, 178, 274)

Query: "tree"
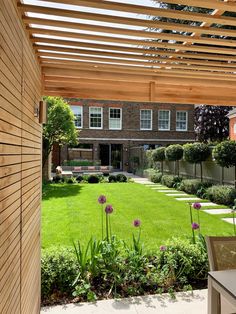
(165, 144, 183, 176)
(213, 140, 236, 188)
(183, 143, 210, 181)
(194, 106, 232, 143)
(152, 147, 166, 174)
(43, 97, 78, 167)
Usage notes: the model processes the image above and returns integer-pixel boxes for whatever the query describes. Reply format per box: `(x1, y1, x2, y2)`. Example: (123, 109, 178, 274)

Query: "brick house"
(227, 108, 236, 141)
(53, 99, 195, 171)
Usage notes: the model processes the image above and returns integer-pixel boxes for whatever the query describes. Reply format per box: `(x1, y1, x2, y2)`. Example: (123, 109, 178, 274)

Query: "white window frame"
(89, 106, 103, 129)
(109, 108, 122, 130)
(158, 110, 170, 131)
(140, 109, 152, 130)
(176, 110, 188, 131)
(70, 105, 83, 129)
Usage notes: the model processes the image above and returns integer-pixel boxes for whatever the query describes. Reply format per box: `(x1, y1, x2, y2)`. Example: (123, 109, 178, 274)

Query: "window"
(70, 106, 82, 128)
(158, 110, 170, 131)
(176, 111, 188, 131)
(140, 109, 152, 130)
(89, 107, 103, 129)
(109, 108, 122, 130)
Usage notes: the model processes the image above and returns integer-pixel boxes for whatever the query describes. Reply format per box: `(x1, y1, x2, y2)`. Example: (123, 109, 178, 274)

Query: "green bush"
(108, 175, 117, 183)
(88, 175, 99, 184)
(143, 168, 159, 179)
(63, 160, 94, 166)
(151, 172, 162, 183)
(213, 140, 236, 168)
(205, 185, 236, 206)
(179, 179, 212, 195)
(161, 175, 182, 188)
(76, 175, 83, 182)
(165, 144, 183, 162)
(116, 174, 127, 182)
(158, 238, 208, 287)
(65, 176, 76, 184)
(152, 147, 166, 162)
(41, 247, 77, 303)
(183, 143, 210, 164)
(52, 175, 64, 183)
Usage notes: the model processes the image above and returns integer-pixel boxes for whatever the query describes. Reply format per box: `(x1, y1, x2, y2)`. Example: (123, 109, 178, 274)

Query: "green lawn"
(42, 182, 234, 251)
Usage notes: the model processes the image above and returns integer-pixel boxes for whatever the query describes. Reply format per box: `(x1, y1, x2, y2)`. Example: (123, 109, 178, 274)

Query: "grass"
(42, 182, 235, 251)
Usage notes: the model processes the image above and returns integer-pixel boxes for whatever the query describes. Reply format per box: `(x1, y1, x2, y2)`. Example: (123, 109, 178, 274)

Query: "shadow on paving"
(42, 183, 83, 200)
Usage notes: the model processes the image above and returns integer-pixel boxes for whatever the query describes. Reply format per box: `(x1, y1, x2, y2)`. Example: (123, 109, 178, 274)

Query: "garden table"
(208, 269, 236, 314)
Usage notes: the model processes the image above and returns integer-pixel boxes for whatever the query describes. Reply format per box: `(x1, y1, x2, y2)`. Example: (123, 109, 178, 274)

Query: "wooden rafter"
(16, 0, 236, 105)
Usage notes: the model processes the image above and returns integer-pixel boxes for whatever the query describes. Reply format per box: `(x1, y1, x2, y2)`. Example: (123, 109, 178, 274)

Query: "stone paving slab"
(41, 290, 207, 314)
(166, 193, 187, 196)
(222, 218, 236, 225)
(196, 202, 218, 207)
(203, 209, 233, 215)
(176, 197, 201, 201)
(156, 190, 177, 192)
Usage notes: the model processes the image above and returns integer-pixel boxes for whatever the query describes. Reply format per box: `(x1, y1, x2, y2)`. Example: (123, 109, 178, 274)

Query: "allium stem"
(101, 205, 104, 240)
(189, 204, 195, 244)
(106, 213, 109, 242)
(197, 210, 201, 233)
(109, 214, 112, 239)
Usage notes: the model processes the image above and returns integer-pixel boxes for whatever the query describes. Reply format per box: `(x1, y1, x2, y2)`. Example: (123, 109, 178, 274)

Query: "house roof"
(17, 0, 236, 105)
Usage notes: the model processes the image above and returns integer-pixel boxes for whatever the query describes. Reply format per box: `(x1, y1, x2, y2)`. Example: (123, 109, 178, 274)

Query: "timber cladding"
(0, 0, 42, 313)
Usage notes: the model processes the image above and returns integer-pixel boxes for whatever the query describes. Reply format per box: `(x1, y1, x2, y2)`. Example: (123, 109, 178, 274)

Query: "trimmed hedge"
(205, 185, 236, 206)
(116, 174, 127, 182)
(161, 175, 182, 188)
(88, 175, 100, 184)
(108, 175, 117, 183)
(179, 179, 212, 195)
(150, 172, 162, 183)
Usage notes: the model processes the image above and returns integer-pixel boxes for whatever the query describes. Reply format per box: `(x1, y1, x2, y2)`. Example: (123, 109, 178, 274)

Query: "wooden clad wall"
(0, 0, 42, 313)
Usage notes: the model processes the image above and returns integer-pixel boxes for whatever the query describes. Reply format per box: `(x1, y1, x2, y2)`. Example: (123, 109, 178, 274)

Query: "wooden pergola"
(18, 0, 236, 105)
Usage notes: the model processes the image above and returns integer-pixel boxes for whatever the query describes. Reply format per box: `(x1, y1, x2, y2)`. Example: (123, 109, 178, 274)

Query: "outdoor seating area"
(2, 0, 236, 313)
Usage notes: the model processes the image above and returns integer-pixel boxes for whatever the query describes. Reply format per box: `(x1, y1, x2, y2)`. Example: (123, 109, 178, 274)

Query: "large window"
(109, 108, 122, 130)
(176, 111, 188, 131)
(70, 105, 82, 128)
(140, 109, 152, 130)
(89, 107, 103, 129)
(158, 110, 170, 131)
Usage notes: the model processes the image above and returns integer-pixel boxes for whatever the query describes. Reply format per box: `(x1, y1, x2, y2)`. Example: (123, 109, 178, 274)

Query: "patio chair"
(205, 236, 236, 314)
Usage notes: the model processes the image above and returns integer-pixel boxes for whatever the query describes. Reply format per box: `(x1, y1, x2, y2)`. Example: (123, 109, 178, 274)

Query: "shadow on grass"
(42, 183, 83, 200)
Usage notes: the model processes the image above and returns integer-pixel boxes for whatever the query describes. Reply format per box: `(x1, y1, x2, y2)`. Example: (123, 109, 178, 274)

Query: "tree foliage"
(152, 147, 166, 162)
(165, 144, 183, 161)
(194, 106, 232, 143)
(213, 140, 236, 168)
(183, 143, 210, 164)
(43, 97, 78, 166)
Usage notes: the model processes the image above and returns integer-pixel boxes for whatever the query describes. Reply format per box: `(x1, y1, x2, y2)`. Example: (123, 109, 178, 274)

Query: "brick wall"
(229, 116, 236, 141)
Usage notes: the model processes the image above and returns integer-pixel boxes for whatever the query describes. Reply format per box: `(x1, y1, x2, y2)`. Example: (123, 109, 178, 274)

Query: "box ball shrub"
(179, 179, 212, 195)
(165, 144, 183, 161)
(205, 185, 236, 206)
(161, 175, 181, 188)
(88, 175, 99, 184)
(213, 140, 236, 168)
(116, 174, 127, 182)
(152, 147, 166, 162)
(150, 172, 162, 183)
(76, 175, 83, 182)
(108, 175, 117, 183)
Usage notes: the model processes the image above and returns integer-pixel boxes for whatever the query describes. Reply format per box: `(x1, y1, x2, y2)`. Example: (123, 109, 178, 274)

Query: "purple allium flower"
(192, 222, 200, 230)
(98, 195, 106, 204)
(105, 204, 113, 214)
(133, 219, 141, 227)
(192, 202, 201, 210)
(160, 245, 167, 252)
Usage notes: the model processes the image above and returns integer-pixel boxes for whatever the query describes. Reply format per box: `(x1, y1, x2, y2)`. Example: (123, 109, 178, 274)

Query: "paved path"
(41, 289, 207, 314)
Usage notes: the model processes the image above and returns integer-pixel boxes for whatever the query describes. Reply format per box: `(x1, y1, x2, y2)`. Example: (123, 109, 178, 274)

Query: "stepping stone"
(150, 186, 166, 189)
(166, 193, 187, 196)
(203, 209, 233, 215)
(222, 218, 236, 225)
(156, 190, 177, 192)
(197, 202, 218, 207)
(176, 197, 201, 201)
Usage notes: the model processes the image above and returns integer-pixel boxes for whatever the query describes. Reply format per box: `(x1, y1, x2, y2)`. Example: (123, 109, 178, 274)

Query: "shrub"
(150, 172, 162, 183)
(53, 175, 64, 183)
(161, 175, 182, 188)
(213, 140, 236, 168)
(88, 175, 99, 184)
(152, 147, 166, 162)
(41, 247, 77, 303)
(165, 144, 183, 161)
(205, 185, 236, 206)
(76, 175, 84, 182)
(158, 238, 208, 287)
(66, 177, 76, 184)
(116, 174, 127, 182)
(179, 179, 212, 195)
(108, 175, 117, 183)
(143, 168, 159, 179)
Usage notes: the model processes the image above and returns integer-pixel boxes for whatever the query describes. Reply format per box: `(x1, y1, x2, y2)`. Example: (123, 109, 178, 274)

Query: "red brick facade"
(228, 109, 236, 141)
(58, 99, 195, 170)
